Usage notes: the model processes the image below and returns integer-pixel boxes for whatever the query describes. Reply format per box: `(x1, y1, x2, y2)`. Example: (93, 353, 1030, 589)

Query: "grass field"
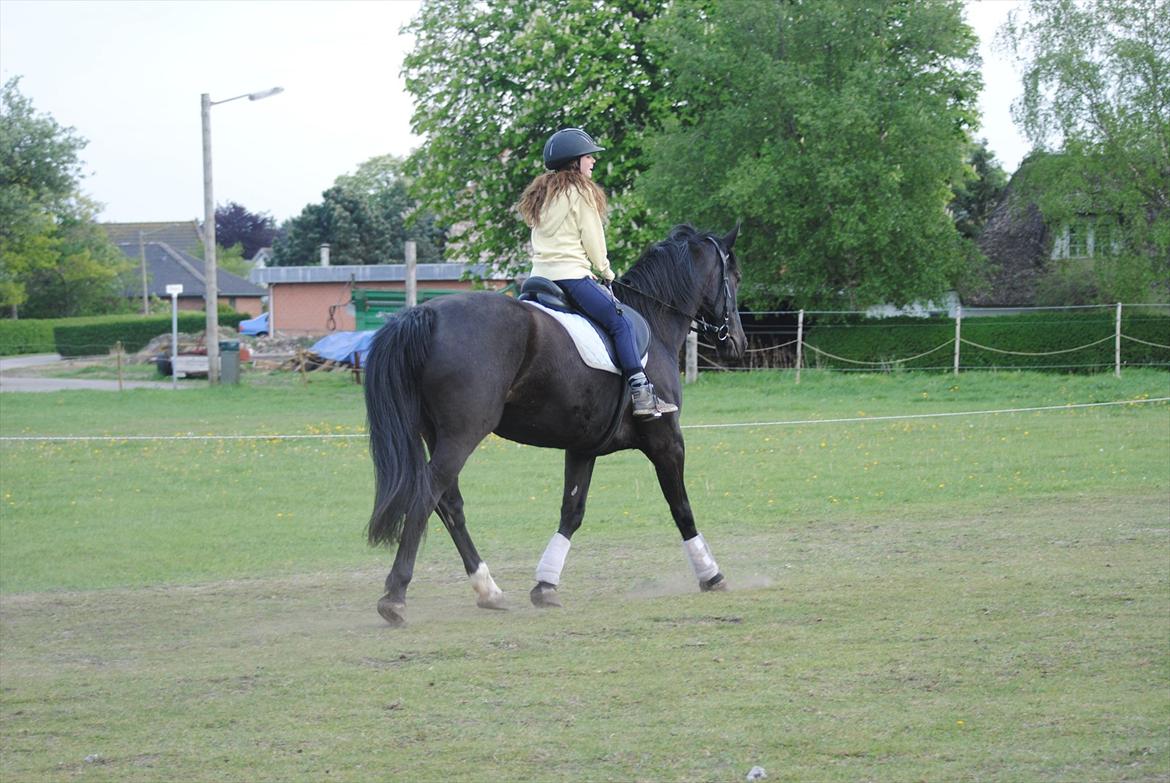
(1, 370, 1168, 782)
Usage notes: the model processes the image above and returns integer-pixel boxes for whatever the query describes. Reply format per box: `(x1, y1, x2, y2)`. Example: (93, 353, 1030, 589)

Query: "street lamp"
(201, 86, 283, 384)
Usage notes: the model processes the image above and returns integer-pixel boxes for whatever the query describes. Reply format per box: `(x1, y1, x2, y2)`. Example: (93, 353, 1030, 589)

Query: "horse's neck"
(647, 305, 695, 356)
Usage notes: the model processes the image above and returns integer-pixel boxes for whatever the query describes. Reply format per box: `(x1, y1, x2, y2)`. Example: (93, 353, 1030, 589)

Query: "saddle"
(517, 276, 651, 375)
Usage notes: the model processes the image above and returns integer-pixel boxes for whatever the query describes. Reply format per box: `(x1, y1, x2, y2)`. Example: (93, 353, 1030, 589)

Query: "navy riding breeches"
(556, 277, 642, 380)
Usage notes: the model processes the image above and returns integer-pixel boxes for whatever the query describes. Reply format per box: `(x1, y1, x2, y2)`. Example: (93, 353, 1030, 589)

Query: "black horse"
(363, 224, 747, 626)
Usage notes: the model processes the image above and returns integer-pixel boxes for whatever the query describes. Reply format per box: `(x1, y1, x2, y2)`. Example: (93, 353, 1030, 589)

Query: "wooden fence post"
(795, 309, 804, 384)
(953, 305, 962, 376)
(1115, 302, 1122, 378)
(685, 330, 698, 383)
(115, 341, 124, 392)
(405, 241, 417, 308)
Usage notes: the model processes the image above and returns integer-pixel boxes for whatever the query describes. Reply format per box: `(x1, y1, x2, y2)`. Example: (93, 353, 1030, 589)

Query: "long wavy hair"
(517, 168, 608, 227)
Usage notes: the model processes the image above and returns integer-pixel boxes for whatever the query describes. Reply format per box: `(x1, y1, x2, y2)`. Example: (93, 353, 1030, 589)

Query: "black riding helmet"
(543, 128, 605, 170)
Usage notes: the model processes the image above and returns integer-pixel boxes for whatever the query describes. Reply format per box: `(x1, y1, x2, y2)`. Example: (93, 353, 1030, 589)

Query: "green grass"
(1, 371, 1168, 781)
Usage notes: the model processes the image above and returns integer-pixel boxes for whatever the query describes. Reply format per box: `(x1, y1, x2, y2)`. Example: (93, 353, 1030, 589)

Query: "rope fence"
(693, 302, 1170, 380)
(3, 396, 1166, 443)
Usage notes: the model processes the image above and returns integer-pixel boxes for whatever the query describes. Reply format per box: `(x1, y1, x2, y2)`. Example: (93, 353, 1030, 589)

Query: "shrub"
(0, 319, 58, 356)
(52, 312, 247, 357)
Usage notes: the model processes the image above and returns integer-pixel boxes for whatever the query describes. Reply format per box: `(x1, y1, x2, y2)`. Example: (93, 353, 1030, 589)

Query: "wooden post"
(115, 341, 124, 392)
(1115, 302, 1122, 378)
(795, 309, 805, 384)
(953, 305, 962, 376)
(405, 241, 418, 308)
(685, 330, 698, 383)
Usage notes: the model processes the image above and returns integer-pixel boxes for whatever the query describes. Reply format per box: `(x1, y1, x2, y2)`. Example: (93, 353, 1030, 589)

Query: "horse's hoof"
(476, 592, 508, 611)
(377, 595, 407, 627)
(530, 582, 563, 608)
(700, 573, 728, 592)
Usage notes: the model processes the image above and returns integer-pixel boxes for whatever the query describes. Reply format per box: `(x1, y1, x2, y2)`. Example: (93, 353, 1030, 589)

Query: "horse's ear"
(722, 222, 740, 249)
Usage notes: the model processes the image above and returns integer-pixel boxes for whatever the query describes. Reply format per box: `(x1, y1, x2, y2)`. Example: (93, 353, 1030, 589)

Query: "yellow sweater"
(529, 187, 614, 282)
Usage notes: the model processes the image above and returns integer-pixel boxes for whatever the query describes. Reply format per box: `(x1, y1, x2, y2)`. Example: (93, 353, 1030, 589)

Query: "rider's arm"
(577, 195, 615, 283)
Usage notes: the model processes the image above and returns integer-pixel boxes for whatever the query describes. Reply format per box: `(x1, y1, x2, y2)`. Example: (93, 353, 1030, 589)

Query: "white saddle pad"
(521, 300, 647, 375)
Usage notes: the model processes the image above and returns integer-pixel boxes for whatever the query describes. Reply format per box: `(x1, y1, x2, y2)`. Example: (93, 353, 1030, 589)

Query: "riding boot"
(628, 372, 678, 420)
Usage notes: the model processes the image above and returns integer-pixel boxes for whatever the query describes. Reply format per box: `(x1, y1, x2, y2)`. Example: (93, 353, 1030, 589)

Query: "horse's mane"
(617, 224, 707, 337)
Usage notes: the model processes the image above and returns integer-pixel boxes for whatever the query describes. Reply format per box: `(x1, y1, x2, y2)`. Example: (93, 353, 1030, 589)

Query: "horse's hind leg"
(435, 477, 506, 610)
(379, 530, 423, 627)
(378, 435, 499, 624)
(531, 451, 597, 608)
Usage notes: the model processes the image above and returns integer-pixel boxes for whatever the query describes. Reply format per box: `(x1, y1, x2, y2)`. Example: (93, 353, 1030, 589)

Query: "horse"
(363, 224, 747, 626)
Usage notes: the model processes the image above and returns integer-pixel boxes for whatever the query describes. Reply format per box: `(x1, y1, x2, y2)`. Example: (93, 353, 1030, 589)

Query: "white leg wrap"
(683, 533, 720, 582)
(535, 532, 572, 586)
(470, 562, 503, 602)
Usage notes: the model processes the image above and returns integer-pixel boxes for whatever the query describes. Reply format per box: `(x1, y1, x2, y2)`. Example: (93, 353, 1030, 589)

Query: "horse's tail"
(364, 306, 436, 548)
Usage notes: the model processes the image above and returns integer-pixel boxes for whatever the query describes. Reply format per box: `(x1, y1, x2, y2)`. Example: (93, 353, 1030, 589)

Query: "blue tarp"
(311, 331, 375, 365)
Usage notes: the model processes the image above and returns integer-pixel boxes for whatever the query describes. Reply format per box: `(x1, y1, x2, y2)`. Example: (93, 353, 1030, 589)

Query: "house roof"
(103, 221, 204, 257)
(969, 158, 1055, 307)
(115, 240, 265, 299)
(249, 262, 505, 285)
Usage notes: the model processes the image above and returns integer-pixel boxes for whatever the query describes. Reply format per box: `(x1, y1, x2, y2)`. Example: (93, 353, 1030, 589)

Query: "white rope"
(0, 433, 361, 443)
(803, 339, 954, 366)
(1121, 334, 1170, 349)
(3, 397, 1166, 443)
(678, 397, 1170, 430)
(959, 334, 1114, 356)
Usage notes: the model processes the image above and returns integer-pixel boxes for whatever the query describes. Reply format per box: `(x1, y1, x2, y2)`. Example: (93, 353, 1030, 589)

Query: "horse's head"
(692, 225, 747, 361)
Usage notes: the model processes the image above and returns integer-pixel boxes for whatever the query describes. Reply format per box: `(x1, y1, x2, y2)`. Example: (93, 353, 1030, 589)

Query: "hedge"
(0, 319, 59, 356)
(51, 312, 247, 358)
(803, 310, 1170, 372)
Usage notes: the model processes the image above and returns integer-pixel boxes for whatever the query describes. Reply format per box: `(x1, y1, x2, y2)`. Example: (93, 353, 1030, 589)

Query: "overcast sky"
(0, 0, 1028, 226)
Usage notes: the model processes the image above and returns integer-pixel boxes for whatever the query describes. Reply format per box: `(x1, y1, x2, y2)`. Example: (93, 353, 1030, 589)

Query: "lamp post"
(201, 86, 282, 384)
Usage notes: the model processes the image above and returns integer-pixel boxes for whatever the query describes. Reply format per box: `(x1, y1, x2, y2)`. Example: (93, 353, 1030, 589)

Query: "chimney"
(319, 243, 331, 267)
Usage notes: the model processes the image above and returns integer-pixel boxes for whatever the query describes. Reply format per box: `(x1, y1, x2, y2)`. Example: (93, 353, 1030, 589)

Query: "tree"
(0, 77, 129, 317)
(215, 202, 276, 260)
(1001, 0, 1170, 302)
(951, 139, 1009, 240)
(19, 198, 134, 318)
(636, 0, 982, 309)
(271, 155, 445, 266)
(403, 0, 671, 275)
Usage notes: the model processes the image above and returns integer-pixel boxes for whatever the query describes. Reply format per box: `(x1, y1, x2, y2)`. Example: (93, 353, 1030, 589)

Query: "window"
(1051, 218, 1118, 260)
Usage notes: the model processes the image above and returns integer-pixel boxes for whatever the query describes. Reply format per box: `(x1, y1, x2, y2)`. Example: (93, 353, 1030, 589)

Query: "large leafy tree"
(637, 0, 982, 309)
(403, 0, 670, 275)
(1001, 0, 1170, 301)
(271, 155, 445, 266)
(0, 77, 128, 317)
(215, 202, 276, 260)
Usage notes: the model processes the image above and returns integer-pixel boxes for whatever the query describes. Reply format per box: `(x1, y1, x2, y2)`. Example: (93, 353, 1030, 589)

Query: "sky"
(0, 0, 1028, 226)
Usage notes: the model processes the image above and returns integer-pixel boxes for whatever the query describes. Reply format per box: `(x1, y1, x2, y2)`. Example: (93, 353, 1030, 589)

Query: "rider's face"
(577, 154, 596, 178)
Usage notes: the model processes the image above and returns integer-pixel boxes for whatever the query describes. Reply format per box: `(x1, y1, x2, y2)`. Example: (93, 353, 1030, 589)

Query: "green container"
(219, 340, 240, 384)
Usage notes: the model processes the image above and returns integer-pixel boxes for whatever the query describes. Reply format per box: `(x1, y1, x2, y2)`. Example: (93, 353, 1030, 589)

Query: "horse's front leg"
(531, 451, 597, 608)
(647, 435, 727, 592)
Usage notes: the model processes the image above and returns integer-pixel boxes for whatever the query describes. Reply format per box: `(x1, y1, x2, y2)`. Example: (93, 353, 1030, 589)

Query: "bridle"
(700, 237, 734, 342)
(613, 237, 735, 342)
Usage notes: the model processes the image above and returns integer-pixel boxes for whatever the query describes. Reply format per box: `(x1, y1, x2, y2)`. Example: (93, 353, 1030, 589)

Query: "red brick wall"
(269, 280, 492, 336)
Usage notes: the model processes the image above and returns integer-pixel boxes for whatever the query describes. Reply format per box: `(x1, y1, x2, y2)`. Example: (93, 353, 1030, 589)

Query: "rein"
(613, 237, 734, 342)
